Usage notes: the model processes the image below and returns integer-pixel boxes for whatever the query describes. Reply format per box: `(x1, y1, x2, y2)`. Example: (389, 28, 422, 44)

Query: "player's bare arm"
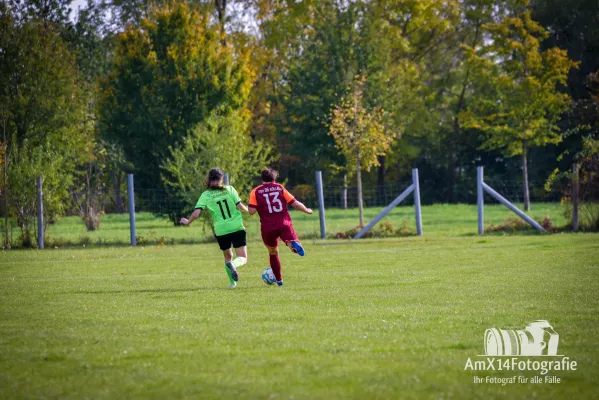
(236, 202, 249, 213)
(248, 207, 258, 216)
(291, 200, 313, 214)
(180, 208, 201, 225)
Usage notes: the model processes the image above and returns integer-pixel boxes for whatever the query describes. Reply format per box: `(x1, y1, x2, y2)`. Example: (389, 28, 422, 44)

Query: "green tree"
(6, 142, 72, 246)
(329, 76, 392, 226)
(413, 0, 504, 202)
(532, 0, 599, 101)
(162, 110, 276, 230)
(0, 2, 89, 246)
(363, 0, 460, 200)
(69, 139, 108, 231)
(460, 8, 578, 210)
(532, 0, 599, 181)
(246, 0, 367, 183)
(98, 2, 254, 222)
(70, 0, 113, 83)
(9, 0, 73, 26)
(254, 0, 467, 195)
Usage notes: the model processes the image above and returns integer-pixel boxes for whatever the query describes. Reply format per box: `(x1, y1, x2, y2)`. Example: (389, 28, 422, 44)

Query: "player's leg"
(261, 229, 284, 286)
(229, 230, 248, 269)
(222, 247, 237, 288)
(266, 245, 283, 286)
(282, 224, 305, 256)
(217, 233, 237, 287)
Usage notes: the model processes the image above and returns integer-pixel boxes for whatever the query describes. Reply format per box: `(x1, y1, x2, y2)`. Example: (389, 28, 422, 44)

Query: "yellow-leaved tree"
(460, 5, 578, 211)
(329, 76, 394, 227)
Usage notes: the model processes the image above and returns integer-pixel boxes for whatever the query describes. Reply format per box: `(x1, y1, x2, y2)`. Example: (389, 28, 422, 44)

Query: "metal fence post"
(224, 172, 230, 186)
(482, 182, 545, 231)
(354, 184, 415, 239)
(412, 168, 423, 236)
(127, 174, 136, 246)
(316, 171, 326, 239)
(36, 177, 44, 249)
(572, 163, 579, 232)
(477, 166, 484, 235)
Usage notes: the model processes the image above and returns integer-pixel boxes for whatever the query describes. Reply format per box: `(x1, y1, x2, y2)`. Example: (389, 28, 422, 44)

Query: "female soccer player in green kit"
(180, 168, 249, 289)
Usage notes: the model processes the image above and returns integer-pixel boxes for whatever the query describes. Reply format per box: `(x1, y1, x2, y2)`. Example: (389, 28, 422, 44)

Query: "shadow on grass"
(459, 230, 551, 237)
(69, 285, 280, 294)
(38, 237, 218, 250)
(459, 225, 578, 237)
(70, 287, 209, 295)
(304, 238, 423, 247)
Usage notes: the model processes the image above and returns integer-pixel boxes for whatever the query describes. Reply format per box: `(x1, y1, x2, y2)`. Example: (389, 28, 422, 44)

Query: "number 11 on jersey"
(216, 199, 232, 219)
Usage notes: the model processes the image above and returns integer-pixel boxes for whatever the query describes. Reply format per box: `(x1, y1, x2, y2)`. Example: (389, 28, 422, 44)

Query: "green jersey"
(195, 186, 245, 236)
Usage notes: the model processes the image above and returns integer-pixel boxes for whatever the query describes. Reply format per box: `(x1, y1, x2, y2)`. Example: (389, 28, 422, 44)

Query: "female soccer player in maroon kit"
(248, 168, 313, 286)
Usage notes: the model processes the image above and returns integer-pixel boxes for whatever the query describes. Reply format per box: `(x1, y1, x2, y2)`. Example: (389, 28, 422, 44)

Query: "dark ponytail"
(204, 168, 226, 190)
(261, 168, 278, 183)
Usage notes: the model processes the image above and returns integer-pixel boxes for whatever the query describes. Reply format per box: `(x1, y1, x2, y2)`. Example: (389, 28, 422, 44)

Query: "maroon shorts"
(261, 225, 299, 248)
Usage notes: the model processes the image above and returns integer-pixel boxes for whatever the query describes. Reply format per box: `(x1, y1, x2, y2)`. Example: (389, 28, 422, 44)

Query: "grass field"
(1, 204, 598, 399)
(40, 203, 567, 246)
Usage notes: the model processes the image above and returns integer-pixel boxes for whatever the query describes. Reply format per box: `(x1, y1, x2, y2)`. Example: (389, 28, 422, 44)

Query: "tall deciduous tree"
(0, 2, 89, 246)
(460, 7, 577, 210)
(532, 0, 599, 179)
(98, 2, 253, 221)
(329, 76, 393, 226)
(364, 0, 460, 201)
(162, 110, 276, 220)
(281, 0, 366, 181)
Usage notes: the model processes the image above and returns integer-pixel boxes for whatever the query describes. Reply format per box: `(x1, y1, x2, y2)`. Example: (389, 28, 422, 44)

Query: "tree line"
(1, 0, 598, 246)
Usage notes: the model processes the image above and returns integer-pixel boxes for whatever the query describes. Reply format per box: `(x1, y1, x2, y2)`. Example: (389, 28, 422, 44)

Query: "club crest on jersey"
(258, 186, 282, 194)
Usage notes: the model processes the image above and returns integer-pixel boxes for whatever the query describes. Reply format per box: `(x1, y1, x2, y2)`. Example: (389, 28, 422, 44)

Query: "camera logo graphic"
(484, 320, 559, 356)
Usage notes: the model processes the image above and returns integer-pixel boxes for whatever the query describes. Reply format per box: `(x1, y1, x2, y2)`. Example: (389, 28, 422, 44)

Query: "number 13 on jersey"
(249, 184, 296, 216)
(263, 192, 283, 213)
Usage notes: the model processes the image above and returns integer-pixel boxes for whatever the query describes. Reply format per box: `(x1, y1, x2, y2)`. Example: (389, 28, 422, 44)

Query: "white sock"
(233, 257, 247, 268)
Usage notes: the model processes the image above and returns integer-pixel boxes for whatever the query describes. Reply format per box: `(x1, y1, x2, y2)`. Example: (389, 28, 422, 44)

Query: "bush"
(291, 185, 314, 201)
(333, 219, 414, 239)
(486, 216, 553, 233)
(44, 236, 74, 248)
(547, 137, 599, 231)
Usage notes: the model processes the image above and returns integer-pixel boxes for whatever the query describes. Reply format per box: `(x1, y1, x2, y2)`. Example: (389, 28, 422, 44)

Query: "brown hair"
(261, 168, 278, 183)
(204, 168, 226, 190)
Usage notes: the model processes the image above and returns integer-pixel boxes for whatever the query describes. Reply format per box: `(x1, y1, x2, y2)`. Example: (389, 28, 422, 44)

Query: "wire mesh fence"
(0, 174, 568, 249)
(301, 178, 560, 209)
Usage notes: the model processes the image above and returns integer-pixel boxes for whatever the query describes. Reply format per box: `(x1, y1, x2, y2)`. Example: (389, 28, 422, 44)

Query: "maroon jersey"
(248, 183, 296, 232)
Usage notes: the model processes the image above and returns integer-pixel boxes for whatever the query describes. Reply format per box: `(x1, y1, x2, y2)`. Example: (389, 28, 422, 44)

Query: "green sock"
(224, 264, 235, 285)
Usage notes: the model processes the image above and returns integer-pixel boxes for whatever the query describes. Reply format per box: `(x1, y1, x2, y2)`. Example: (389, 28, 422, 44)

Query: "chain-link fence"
(1, 173, 567, 248)
(298, 177, 561, 210)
